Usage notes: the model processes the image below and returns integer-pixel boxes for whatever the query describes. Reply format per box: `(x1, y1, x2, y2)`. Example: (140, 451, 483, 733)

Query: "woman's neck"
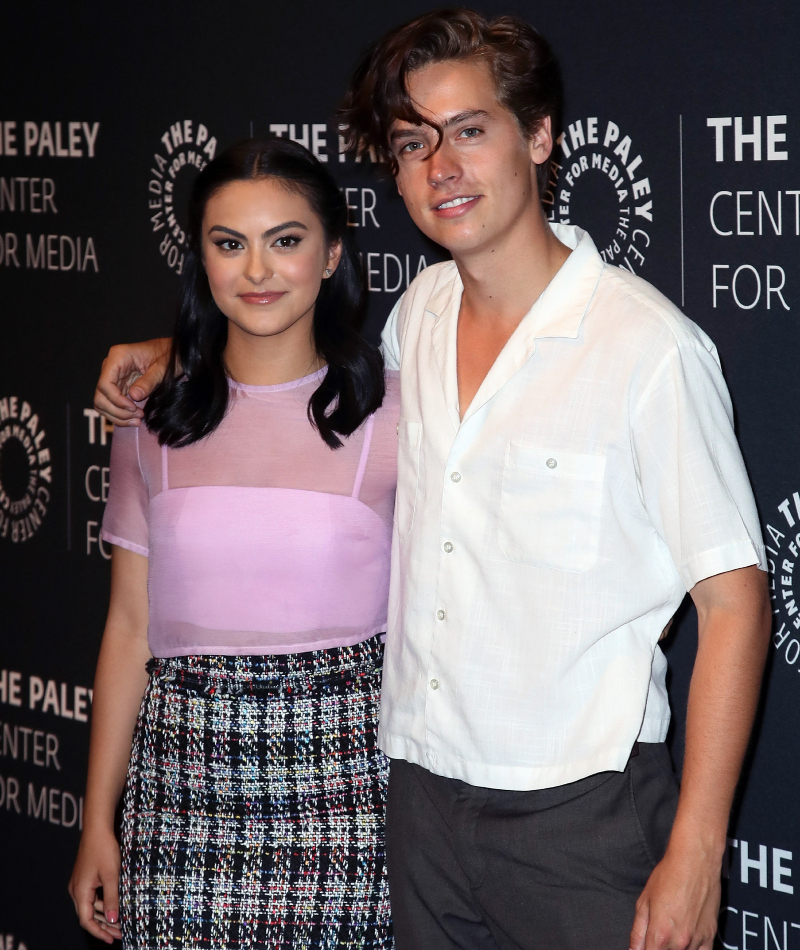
(223, 320, 324, 386)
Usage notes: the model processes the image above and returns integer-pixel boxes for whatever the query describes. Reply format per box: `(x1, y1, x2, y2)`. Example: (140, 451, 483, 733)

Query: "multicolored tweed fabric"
(119, 635, 393, 949)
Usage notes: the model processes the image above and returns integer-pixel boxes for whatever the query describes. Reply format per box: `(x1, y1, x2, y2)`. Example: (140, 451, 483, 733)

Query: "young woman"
(69, 138, 398, 949)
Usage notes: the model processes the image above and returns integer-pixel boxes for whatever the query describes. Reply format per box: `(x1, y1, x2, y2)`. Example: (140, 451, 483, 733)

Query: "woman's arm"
(94, 338, 171, 426)
(68, 546, 151, 945)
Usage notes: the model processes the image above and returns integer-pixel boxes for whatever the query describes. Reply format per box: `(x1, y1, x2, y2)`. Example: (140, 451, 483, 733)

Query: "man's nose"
(427, 141, 461, 187)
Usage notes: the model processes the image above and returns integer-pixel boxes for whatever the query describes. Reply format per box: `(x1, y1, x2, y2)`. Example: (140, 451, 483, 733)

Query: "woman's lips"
(238, 291, 287, 305)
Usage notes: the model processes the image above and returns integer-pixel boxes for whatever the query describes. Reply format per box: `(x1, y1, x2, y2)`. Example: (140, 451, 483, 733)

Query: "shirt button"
(436, 608, 446, 621)
(443, 541, 454, 553)
(546, 457, 558, 469)
(429, 678, 440, 690)
(450, 471, 461, 482)
(396, 423, 400, 434)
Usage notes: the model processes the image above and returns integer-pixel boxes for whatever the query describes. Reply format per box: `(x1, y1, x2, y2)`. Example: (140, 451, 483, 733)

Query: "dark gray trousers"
(385, 743, 679, 950)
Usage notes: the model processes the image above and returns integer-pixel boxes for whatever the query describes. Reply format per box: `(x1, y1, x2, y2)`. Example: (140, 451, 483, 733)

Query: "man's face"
(390, 58, 551, 259)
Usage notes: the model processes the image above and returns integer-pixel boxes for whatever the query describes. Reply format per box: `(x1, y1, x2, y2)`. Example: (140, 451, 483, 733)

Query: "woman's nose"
(244, 250, 273, 283)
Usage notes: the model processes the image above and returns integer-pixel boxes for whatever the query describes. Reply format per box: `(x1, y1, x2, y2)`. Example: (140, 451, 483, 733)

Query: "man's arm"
(94, 338, 171, 425)
(630, 563, 771, 950)
(99, 303, 400, 425)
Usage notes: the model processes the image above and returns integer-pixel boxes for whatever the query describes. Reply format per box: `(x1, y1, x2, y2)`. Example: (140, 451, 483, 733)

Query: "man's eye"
(274, 235, 301, 248)
(460, 127, 482, 139)
(401, 141, 425, 153)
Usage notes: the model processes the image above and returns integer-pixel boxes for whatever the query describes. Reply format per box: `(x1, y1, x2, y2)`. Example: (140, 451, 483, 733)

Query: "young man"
(95, 10, 770, 950)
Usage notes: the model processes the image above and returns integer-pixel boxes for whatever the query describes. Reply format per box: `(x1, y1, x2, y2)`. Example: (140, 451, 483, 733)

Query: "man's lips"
(432, 195, 481, 218)
(238, 291, 287, 304)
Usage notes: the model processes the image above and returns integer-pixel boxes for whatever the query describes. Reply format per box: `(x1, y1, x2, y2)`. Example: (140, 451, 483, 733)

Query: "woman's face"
(201, 177, 340, 343)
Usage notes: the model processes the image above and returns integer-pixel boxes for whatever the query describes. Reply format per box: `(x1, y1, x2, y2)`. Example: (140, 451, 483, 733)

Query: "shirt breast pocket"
(396, 420, 422, 540)
(498, 443, 606, 573)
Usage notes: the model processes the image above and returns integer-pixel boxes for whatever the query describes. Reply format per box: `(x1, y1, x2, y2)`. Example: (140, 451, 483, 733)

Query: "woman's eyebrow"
(208, 221, 309, 240)
(262, 221, 308, 238)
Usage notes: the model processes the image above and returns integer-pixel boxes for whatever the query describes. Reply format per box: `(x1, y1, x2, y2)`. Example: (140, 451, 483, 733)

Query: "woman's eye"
(214, 239, 242, 252)
(274, 235, 301, 248)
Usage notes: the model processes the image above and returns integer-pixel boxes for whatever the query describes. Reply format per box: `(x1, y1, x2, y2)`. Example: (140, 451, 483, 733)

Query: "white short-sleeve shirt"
(379, 223, 766, 792)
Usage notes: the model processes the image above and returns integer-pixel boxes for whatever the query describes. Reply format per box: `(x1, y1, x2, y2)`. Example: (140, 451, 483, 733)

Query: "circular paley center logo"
(0, 397, 52, 543)
(764, 491, 800, 674)
(543, 117, 653, 273)
(147, 120, 218, 275)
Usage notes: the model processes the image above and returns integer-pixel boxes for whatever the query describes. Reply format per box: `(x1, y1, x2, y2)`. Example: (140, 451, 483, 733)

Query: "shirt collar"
(424, 225, 605, 427)
(425, 224, 604, 342)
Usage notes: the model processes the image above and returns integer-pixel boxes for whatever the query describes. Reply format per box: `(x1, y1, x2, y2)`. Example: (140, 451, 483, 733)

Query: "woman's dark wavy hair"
(144, 137, 384, 449)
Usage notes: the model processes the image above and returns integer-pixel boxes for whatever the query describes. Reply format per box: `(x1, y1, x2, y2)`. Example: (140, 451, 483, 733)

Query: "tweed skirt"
(119, 635, 393, 949)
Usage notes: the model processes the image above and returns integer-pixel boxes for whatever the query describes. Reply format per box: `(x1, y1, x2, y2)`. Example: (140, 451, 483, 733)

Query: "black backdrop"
(1, 3, 798, 948)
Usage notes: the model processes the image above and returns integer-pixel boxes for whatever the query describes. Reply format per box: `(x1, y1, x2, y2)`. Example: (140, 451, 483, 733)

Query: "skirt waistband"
(146, 633, 385, 698)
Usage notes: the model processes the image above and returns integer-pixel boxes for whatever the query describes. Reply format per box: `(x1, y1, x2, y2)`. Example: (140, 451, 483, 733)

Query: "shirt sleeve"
(631, 337, 766, 591)
(101, 424, 149, 557)
(380, 297, 403, 371)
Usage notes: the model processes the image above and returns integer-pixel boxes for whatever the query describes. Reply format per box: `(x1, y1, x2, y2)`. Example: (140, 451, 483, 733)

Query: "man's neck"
(454, 209, 571, 329)
(452, 207, 573, 420)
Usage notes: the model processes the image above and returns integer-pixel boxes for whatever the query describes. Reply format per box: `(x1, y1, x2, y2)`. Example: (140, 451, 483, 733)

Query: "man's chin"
(407, 207, 480, 251)
(417, 221, 490, 258)
(435, 230, 498, 261)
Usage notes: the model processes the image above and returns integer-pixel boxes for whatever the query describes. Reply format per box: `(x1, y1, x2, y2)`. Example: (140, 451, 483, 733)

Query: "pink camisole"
(102, 369, 400, 656)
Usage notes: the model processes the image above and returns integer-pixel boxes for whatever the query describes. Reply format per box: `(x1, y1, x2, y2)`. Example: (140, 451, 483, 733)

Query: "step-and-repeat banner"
(1, 2, 798, 947)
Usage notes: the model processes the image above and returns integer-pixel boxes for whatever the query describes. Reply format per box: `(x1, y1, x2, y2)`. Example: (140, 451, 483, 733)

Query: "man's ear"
(529, 115, 554, 168)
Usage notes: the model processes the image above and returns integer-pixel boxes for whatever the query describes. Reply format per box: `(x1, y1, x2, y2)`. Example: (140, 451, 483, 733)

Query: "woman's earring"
(324, 268, 332, 277)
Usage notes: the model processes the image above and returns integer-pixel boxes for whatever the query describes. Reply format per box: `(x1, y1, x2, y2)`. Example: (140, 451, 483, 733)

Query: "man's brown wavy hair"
(338, 7, 563, 197)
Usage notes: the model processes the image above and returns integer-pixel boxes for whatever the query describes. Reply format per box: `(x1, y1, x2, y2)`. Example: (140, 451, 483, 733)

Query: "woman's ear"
(324, 239, 343, 277)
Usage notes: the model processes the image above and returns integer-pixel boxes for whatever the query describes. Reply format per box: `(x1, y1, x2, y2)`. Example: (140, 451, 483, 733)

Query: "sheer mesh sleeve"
(101, 424, 150, 557)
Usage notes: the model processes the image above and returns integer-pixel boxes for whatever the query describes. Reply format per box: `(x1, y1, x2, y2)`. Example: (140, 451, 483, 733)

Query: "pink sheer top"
(102, 369, 400, 657)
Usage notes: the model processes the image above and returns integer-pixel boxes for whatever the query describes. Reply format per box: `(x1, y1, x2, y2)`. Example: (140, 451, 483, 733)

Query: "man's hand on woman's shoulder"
(94, 338, 171, 426)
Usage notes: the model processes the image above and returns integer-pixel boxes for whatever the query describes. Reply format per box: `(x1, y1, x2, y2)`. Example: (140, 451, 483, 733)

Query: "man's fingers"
(95, 355, 144, 424)
(94, 386, 143, 426)
(94, 338, 172, 421)
(94, 343, 151, 421)
(129, 360, 163, 402)
(630, 897, 649, 950)
(99, 373, 141, 411)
